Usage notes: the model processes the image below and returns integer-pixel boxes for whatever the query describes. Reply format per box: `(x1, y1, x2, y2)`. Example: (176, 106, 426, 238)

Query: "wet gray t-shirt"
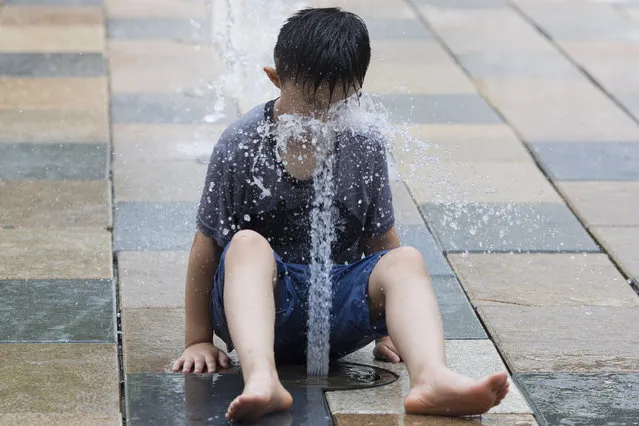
(196, 100, 395, 264)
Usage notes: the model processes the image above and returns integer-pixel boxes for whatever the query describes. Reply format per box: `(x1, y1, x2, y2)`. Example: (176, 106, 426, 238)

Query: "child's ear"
(264, 66, 281, 89)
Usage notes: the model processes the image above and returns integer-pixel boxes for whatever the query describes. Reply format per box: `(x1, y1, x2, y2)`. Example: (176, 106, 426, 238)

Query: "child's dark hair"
(274, 7, 371, 104)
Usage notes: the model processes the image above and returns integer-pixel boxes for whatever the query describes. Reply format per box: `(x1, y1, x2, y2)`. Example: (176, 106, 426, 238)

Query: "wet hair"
(274, 7, 371, 104)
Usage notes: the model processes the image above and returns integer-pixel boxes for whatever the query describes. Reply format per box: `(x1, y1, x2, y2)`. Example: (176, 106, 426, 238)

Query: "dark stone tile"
(364, 18, 432, 40)
(0, 279, 114, 342)
(114, 201, 196, 251)
(420, 202, 600, 253)
(515, 372, 639, 425)
(379, 94, 503, 124)
(457, 52, 581, 78)
(530, 141, 639, 181)
(107, 18, 208, 42)
(0, 143, 108, 180)
(126, 373, 331, 425)
(4, 0, 101, 4)
(432, 275, 487, 339)
(0, 53, 106, 77)
(396, 223, 453, 276)
(111, 93, 237, 125)
(413, 0, 508, 8)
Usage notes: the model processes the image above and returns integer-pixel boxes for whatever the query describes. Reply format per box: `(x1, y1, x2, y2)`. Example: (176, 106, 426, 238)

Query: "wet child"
(172, 7, 509, 422)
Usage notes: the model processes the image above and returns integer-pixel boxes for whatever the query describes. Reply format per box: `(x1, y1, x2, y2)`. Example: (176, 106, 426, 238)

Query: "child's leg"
(222, 230, 293, 421)
(367, 247, 510, 416)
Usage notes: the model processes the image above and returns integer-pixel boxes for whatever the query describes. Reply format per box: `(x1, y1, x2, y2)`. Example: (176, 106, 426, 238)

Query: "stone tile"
(0, 180, 110, 227)
(391, 181, 424, 225)
(0, 279, 115, 342)
(420, 202, 600, 253)
(107, 18, 208, 42)
(0, 228, 112, 279)
(478, 305, 639, 372)
(448, 253, 638, 307)
(0, 77, 107, 110)
(126, 373, 332, 425)
(328, 340, 531, 414)
(4, 0, 102, 4)
(592, 227, 639, 279)
(397, 223, 454, 277)
(515, 373, 639, 425)
(616, 92, 639, 122)
(477, 78, 639, 142)
(413, 0, 508, 8)
(403, 162, 562, 204)
(457, 52, 581, 78)
(106, 0, 206, 19)
(122, 308, 184, 373)
(431, 275, 487, 339)
(0, 143, 108, 180)
(0, 414, 121, 426)
(308, 0, 415, 19)
(365, 62, 476, 94)
(0, 109, 109, 144)
(114, 202, 196, 251)
(381, 94, 502, 124)
(0, 6, 103, 25)
(530, 141, 639, 181)
(0, 53, 105, 77)
(0, 343, 119, 414)
(110, 93, 237, 125)
(118, 251, 187, 308)
(371, 40, 454, 65)
(515, 0, 639, 42)
(557, 181, 639, 227)
(333, 414, 538, 425)
(108, 40, 221, 93)
(0, 26, 104, 52)
(364, 18, 432, 40)
(421, 9, 553, 54)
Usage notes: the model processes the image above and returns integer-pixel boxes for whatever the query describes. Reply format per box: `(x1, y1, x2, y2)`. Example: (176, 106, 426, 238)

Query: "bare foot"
(405, 369, 509, 416)
(226, 372, 293, 422)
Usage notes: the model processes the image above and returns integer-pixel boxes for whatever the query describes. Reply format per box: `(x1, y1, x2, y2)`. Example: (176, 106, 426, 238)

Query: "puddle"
(278, 362, 398, 390)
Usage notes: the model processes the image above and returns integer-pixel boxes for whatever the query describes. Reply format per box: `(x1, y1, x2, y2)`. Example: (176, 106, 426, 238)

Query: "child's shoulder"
(217, 102, 268, 148)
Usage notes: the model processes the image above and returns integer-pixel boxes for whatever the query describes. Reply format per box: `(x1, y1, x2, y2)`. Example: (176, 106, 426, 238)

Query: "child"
(172, 7, 509, 422)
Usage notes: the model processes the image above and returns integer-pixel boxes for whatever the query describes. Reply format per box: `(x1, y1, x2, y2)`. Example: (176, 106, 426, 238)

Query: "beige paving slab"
(557, 181, 639, 227)
(106, 0, 206, 19)
(0, 78, 108, 111)
(0, 26, 105, 53)
(118, 251, 187, 308)
(365, 62, 476, 94)
(122, 308, 185, 373)
(0, 6, 103, 26)
(449, 253, 638, 307)
(0, 181, 111, 228)
(0, 228, 112, 279)
(327, 341, 531, 415)
(477, 78, 639, 142)
(626, 8, 639, 24)
(371, 40, 454, 65)
(421, 9, 554, 54)
(0, 414, 121, 426)
(333, 413, 538, 425)
(478, 305, 639, 372)
(0, 109, 109, 144)
(306, 0, 415, 19)
(401, 161, 562, 204)
(0, 343, 120, 415)
(592, 226, 639, 279)
(108, 40, 222, 93)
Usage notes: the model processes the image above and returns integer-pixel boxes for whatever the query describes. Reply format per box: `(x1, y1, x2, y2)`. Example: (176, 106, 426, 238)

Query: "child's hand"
(172, 342, 231, 373)
(373, 336, 402, 363)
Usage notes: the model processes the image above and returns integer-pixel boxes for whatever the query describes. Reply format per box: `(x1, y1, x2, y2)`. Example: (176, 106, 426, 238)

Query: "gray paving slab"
(111, 93, 237, 125)
(364, 18, 432, 40)
(0, 143, 108, 180)
(419, 202, 600, 253)
(114, 201, 196, 251)
(431, 275, 487, 339)
(616, 92, 639, 122)
(413, 0, 508, 7)
(396, 223, 453, 276)
(4, 0, 101, 4)
(530, 141, 639, 181)
(457, 52, 582, 78)
(515, 373, 639, 425)
(380, 94, 503, 124)
(107, 18, 209, 42)
(0, 54, 106, 77)
(0, 279, 114, 343)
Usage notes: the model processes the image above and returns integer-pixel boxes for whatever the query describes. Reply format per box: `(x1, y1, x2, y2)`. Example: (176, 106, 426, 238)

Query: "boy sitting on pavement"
(172, 7, 510, 422)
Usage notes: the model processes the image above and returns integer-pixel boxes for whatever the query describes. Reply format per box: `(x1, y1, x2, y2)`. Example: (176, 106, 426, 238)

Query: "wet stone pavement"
(0, 0, 638, 425)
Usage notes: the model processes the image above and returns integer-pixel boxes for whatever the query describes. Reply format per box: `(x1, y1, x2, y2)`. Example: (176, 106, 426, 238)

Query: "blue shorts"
(210, 245, 390, 364)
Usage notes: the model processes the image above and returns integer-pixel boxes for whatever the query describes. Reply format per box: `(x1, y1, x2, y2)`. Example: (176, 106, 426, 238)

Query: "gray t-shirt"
(196, 100, 395, 264)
